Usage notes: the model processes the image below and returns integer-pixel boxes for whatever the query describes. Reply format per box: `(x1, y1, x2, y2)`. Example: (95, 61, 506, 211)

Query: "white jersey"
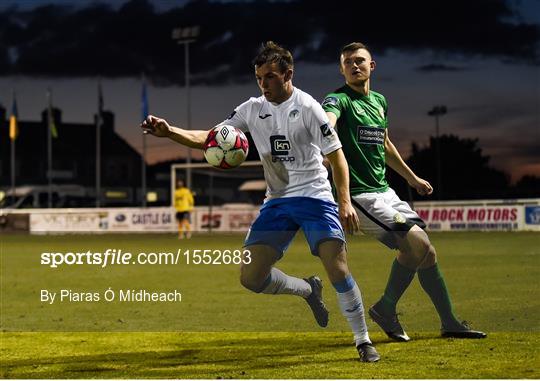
(218, 87, 342, 202)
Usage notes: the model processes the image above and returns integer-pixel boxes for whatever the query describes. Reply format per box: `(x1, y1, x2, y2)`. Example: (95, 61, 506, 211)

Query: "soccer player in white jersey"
(141, 41, 380, 362)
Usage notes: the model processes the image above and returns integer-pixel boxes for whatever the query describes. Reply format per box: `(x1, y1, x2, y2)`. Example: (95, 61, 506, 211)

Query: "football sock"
(260, 268, 311, 298)
(333, 274, 371, 346)
(374, 259, 416, 316)
(417, 263, 461, 328)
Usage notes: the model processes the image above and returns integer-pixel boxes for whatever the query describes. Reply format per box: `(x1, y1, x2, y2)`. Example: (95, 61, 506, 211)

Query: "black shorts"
(175, 211, 191, 221)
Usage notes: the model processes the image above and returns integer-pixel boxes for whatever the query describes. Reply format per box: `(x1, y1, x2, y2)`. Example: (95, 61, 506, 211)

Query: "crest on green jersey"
(393, 213, 406, 224)
(378, 106, 385, 119)
(322, 96, 338, 107)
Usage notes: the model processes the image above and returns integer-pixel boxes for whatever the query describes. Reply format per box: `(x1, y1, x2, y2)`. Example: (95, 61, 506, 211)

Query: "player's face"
(255, 62, 293, 103)
(340, 49, 375, 85)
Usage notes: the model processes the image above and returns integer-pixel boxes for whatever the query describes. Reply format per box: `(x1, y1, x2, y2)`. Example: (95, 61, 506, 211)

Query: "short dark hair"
(341, 42, 371, 56)
(252, 41, 294, 73)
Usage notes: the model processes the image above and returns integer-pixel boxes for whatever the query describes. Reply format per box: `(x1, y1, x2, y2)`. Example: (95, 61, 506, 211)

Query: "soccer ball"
(203, 125, 249, 169)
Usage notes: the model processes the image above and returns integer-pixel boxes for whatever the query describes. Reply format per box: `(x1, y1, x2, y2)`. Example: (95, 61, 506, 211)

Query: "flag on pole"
(141, 74, 149, 207)
(47, 89, 58, 138)
(96, 79, 104, 207)
(9, 92, 18, 140)
(98, 80, 104, 124)
(141, 75, 149, 122)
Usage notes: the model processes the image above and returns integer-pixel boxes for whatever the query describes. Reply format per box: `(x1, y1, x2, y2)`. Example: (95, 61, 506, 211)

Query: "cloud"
(459, 103, 539, 130)
(416, 64, 468, 72)
(0, 0, 538, 84)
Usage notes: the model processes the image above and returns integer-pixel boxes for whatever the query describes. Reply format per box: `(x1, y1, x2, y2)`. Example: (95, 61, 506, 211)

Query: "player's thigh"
(352, 189, 425, 250)
(382, 189, 431, 254)
(352, 193, 399, 248)
(175, 212, 183, 222)
(244, 202, 299, 258)
(295, 198, 346, 256)
(388, 189, 426, 230)
(182, 212, 191, 223)
(176, 211, 190, 222)
(240, 244, 281, 283)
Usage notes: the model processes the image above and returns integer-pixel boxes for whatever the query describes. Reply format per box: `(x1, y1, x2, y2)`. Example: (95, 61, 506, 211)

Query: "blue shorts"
(244, 197, 345, 257)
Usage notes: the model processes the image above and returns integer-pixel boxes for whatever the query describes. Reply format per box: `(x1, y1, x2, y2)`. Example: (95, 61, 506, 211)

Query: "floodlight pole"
(172, 26, 200, 191)
(141, 73, 148, 208)
(428, 105, 447, 200)
(185, 41, 192, 190)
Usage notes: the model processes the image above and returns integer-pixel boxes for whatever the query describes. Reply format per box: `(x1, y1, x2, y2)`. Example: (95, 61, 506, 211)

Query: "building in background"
(0, 104, 144, 207)
(0, 104, 265, 208)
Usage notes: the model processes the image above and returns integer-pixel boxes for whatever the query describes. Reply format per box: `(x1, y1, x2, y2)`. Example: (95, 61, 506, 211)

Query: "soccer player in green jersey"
(322, 42, 486, 341)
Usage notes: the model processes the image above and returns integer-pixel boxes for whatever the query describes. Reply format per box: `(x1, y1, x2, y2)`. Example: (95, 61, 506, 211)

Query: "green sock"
(417, 263, 460, 328)
(375, 259, 416, 316)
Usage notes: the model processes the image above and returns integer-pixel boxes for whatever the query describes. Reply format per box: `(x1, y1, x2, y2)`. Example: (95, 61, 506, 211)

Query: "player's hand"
(140, 115, 171, 137)
(339, 202, 360, 234)
(409, 177, 433, 196)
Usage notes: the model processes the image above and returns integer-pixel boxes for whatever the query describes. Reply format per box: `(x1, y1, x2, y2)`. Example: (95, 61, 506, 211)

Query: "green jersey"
(322, 85, 389, 194)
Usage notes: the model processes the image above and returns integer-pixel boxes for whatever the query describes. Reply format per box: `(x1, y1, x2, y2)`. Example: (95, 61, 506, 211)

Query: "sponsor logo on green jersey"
(356, 126, 385, 145)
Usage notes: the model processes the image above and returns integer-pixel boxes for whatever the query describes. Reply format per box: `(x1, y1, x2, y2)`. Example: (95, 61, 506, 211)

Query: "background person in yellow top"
(174, 179, 194, 239)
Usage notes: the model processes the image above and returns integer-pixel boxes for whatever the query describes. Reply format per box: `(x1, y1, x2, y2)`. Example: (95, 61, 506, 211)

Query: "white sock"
(260, 268, 312, 298)
(336, 282, 371, 346)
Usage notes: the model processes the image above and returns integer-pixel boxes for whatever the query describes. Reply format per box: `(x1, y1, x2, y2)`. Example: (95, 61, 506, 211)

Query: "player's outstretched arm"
(140, 115, 208, 149)
(384, 132, 433, 196)
(326, 148, 360, 234)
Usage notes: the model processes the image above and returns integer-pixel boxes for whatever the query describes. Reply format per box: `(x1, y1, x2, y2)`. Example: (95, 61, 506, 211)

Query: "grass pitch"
(1, 231, 539, 378)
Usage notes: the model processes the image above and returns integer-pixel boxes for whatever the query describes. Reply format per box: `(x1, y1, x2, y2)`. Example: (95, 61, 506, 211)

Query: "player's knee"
(422, 244, 437, 267)
(410, 231, 431, 260)
(419, 239, 432, 259)
(239, 270, 265, 293)
(398, 230, 431, 268)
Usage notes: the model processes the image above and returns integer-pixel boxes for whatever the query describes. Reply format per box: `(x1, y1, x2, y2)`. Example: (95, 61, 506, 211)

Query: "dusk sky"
(0, 0, 538, 183)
